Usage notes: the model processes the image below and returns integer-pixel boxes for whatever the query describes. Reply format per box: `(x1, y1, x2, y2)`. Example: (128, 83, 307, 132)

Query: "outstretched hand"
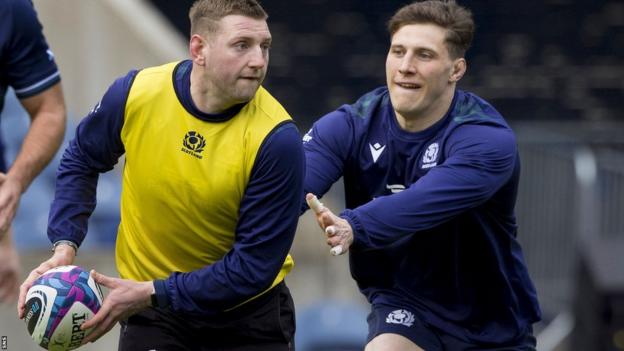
(80, 271, 153, 345)
(17, 244, 75, 318)
(305, 193, 354, 255)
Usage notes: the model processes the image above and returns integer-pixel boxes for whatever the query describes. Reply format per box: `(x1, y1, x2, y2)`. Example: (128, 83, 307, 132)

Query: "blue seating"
(296, 300, 369, 351)
(2, 90, 121, 250)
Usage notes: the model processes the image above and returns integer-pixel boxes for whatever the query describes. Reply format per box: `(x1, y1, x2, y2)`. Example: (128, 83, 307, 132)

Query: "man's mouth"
(396, 82, 421, 89)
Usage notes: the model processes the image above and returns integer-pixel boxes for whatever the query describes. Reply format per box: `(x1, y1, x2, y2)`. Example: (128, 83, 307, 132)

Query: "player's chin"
(393, 101, 421, 116)
(238, 77, 262, 86)
(235, 82, 261, 99)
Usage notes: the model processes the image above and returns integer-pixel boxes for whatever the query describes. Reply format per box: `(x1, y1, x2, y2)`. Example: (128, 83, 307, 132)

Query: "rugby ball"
(24, 265, 103, 351)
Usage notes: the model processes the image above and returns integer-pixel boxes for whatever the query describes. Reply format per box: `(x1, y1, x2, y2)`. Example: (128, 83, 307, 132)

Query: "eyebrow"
(229, 34, 272, 43)
(391, 42, 437, 52)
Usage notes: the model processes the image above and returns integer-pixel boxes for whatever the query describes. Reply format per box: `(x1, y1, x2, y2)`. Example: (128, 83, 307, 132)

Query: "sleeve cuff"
(153, 279, 171, 308)
(48, 227, 87, 248)
(52, 240, 79, 255)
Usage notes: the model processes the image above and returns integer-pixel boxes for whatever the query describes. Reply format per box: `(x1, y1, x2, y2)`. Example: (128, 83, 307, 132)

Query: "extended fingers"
(18, 268, 47, 318)
(80, 276, 119, 332)
(17, 285, 28, 317)
(323, 218, 352, 256)
(81, 311, 117, 344)
(330, 246, 344, 256)
(305, 193, 325, 214)
(320, 211, 339, 229)
(326, 234, 342, 246)
(90, 270, 115, 289)
(81, 300, 109, 332)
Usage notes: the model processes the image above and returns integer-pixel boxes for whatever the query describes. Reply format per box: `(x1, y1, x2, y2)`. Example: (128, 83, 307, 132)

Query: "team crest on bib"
(422, 142, 439, 169)
(385, 309, 415, 327)
(181, 131, 206, 159)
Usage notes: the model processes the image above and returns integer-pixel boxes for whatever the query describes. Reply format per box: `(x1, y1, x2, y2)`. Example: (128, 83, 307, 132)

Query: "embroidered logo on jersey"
(303, 128, 313, 143)
(386, 184, 406, 193)
(385, 309, 415, 327)
(181, 131, 206, 159)
(369, 143, 386, 163)
(422, 142, 439, 169)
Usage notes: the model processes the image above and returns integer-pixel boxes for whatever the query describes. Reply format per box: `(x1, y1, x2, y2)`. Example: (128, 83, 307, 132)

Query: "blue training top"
(303, 86, 541, 344)
(0, 0, 61, 171)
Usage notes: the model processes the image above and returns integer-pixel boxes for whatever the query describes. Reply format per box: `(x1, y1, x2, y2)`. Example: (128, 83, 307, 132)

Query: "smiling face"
(386, 23, 466, 131)
(191, 14, 271, 112)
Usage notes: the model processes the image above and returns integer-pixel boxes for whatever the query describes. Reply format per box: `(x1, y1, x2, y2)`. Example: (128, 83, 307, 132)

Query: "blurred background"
(1, 0, 623, 350)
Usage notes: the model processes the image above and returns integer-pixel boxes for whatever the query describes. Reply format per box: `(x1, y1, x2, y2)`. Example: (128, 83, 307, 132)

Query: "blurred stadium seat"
(573, 237, 624, 350)
(2, 89, 121, 250)
(150, 0, 624, 128)
(296, 299, 369, 351)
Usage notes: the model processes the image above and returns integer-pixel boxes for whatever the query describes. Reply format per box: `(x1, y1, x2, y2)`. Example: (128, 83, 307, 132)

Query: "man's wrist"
(5, 170, 29, 194)
(52, 240, 79, 255)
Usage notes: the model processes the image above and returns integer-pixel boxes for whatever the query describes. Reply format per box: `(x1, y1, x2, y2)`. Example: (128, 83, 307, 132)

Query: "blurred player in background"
(18, 0, 304, 349)
(0, 0, 67, 303)
(303, 1, 541, 350)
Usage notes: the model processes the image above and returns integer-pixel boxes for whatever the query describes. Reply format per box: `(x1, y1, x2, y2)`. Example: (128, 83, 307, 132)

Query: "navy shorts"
(118, 282, 295, 351)
(367, 304, 536, 351)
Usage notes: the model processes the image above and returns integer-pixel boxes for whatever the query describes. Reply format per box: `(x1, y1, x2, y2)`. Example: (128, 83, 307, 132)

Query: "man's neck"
(395, 89, 455, 133)
(189, 66, 232, 114)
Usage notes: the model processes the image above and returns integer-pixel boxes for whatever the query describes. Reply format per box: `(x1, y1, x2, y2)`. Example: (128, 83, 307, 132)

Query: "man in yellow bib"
(17, 0, 304, 349)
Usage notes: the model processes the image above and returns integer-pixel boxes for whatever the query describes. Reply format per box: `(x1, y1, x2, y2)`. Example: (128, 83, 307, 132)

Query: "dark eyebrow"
(230, 34, 272, 44)
(417, 48, 436, 54)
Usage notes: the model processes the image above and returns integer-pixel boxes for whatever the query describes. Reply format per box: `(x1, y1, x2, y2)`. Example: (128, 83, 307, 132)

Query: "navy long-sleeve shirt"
(0, 0, 61, 171)
(48, 60, 304, 314)
(303, 87, 541, 344)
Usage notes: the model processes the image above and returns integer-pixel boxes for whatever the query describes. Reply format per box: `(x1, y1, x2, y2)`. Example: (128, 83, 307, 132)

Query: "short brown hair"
(388, 0, 474, 58)
(189, 0, 268, 36)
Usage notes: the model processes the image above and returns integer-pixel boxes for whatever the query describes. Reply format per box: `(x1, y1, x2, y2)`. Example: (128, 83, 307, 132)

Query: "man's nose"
(398, 54, 416, 74)
(248, 46, 267, 69)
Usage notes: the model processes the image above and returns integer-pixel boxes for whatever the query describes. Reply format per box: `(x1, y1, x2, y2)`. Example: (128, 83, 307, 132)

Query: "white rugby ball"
(24, 265, 103, 350)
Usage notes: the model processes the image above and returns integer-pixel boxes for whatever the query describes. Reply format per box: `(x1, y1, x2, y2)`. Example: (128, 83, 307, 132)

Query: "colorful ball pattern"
(25, 265, 103, 351)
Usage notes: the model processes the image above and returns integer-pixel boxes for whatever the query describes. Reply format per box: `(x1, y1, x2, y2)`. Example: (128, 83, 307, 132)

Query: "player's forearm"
(7, 108, 65, 192)
(164, 252, 287, 313)
(47, 144, 100, 246)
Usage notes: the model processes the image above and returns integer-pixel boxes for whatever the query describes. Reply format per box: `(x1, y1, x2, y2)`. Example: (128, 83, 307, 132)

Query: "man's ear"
(449, 58, 467, 83)
(190, 34, 206, 66)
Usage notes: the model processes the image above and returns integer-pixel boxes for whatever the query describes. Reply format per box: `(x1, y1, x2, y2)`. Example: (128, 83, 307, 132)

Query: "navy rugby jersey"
(0, 0, 61, 171)
(48, 60, 304, 315)
(303, 87, 541, 344)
